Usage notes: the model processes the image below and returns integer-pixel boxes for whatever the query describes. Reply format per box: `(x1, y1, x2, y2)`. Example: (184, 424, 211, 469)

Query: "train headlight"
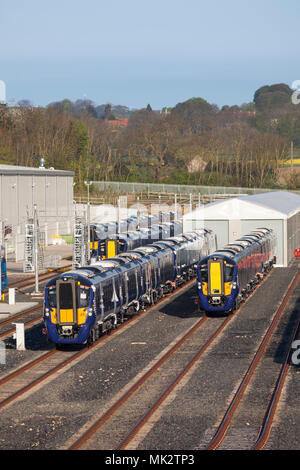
(44, 308, 50, 317)
(232, 282, 237, 289)
(87, 307, 93, 317)
(197, 282, 202, 290)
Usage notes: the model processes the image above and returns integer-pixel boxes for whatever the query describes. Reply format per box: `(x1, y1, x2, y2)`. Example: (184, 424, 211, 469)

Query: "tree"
(253, 83, 292, 113)
(171, 97, 217, 134)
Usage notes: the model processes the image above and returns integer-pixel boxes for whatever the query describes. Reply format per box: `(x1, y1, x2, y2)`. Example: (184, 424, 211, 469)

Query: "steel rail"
(115, 314, 233, 451)
(69, 265, 274, 450)
(253, 272, 300, 450)
(205, 267, 300, 450)
(69, 315, 212, 450)
(5, 264, 73, 293)
(0, 276, 198, 413)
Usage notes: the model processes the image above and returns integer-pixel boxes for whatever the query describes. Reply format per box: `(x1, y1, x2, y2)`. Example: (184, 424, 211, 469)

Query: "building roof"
(0, 164, 74, 176)
(184, 191, 300, 220)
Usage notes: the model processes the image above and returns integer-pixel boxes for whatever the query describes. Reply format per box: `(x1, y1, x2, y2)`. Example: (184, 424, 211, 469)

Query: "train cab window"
(78, 286, 90, 308)
(48, 287, 57, 308)
(224, 264, 235, 282)
(90, 228, 96, 242)
(199, 264, 208, 282)
(119, 241, 126, 253)
(59, 283, 74, 309)
(99, 241, 106, 257)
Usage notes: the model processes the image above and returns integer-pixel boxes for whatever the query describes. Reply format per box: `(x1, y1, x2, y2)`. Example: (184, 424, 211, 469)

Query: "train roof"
(91, 259, 122, 269)
(56, 265, 108, 280)
(213, 250, 236, 257)
(235, 239, 253, 247)
(224, 244, 244, 252)
(118, 252, 143, 260)
(133, 246, 159, 254)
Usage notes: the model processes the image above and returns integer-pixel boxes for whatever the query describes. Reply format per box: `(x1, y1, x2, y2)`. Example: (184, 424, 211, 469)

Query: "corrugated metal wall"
(287, 211, 300, 265)
(0, 169, 74, 259)
(185, 217, 286, 266)
(0, 172, 73, 224)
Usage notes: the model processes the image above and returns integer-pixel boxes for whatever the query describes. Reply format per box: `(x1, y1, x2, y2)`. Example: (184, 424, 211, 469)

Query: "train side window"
(224, 265, 235, 282)
(79, 286, 90, 308)
(199, 265, 208, 282)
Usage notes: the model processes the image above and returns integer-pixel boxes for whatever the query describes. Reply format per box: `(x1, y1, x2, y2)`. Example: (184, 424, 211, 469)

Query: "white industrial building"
(183, 191, 300, 267)
(0, 164, 74, 261)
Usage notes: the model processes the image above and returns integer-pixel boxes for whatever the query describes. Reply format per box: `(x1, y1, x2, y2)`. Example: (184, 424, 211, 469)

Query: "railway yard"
(0, 243, 299, 453)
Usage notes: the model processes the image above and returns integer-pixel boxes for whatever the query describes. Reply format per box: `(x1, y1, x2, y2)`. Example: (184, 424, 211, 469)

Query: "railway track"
(67, 314, 231, 450)
(62, 266, 299, 450)
(0, 305, 43, 341)
(204, 266, 300, 450)
(0, 264, 297, 450)
(0, 276, 200, 416)
(66, 271, 273, 450)
(0, 264, 73, 341)
(5, 263, 73, 293)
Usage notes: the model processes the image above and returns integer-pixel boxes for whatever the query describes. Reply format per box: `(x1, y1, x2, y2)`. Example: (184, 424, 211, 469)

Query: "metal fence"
(91, 181, 300, 197)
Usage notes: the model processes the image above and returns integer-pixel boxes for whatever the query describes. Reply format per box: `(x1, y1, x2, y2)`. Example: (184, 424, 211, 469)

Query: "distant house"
(104, 118, 128, 127)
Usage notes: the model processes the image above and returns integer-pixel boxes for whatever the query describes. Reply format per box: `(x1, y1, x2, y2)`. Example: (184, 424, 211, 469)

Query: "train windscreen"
(59, 283, 74, 309)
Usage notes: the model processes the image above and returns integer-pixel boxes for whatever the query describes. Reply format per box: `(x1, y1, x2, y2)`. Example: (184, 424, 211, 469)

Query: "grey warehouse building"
(0, 164, 74, 260)
(183, 191, 300, 267)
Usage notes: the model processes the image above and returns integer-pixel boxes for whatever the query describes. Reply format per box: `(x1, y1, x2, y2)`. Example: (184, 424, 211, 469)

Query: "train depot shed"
(183, 191, 300, 267)
(0, 164, 74, 227)
(0, 164, 74, 262)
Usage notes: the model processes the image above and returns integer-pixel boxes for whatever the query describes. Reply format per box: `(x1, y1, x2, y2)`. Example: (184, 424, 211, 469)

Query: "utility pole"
(84, 181, 92, 264)
(117, 197, 121, 235)
(33, 204, 40, 295)
(0, 220, 2, 301)
(137, 196, 140, 230)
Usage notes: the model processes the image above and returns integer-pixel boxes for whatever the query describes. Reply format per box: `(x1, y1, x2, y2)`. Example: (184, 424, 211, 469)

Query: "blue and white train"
(43, 229, 216, 346)
(196, 228, 276, 314)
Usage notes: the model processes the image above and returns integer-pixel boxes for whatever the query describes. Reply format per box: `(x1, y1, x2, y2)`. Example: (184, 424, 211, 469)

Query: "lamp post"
(33, 204, 40, 295)
(84, 181, 92, 264)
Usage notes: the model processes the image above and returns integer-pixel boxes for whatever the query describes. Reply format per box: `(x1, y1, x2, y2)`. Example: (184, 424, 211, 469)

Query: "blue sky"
(1, 0, 299, 109)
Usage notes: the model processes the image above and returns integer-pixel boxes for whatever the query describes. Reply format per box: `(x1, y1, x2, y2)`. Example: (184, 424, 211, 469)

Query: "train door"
(56, 278, 77, 325)
(106, 240, 117, 259)
(123, 272, 129, 308)
(102, 280, 114, 315)
(144, 262, 150, 295)
(208, 259, 224, 296)
(112, 277, 120, 314)
(135, 266, 141, 299)
(153, 258, 159, 290)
